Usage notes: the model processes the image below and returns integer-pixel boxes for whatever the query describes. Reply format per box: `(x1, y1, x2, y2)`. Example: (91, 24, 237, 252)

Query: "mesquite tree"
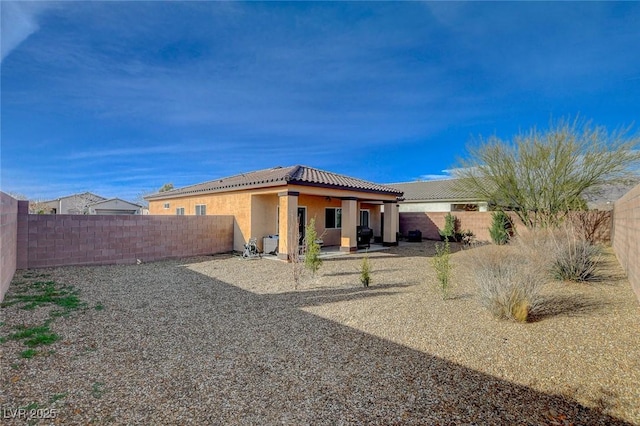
(454, 118, 640, 229)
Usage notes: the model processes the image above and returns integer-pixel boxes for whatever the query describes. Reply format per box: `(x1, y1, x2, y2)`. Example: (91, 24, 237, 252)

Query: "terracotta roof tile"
(146, 165, 403, 199)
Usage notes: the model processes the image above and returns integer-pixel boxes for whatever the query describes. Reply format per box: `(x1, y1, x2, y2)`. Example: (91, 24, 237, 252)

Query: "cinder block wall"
(18, 214, 234, 269)
(400, 211, 610, 244)
(0, 193, 22, 301)
(612, 183, 640, 302)
(400, 211, 499, 241)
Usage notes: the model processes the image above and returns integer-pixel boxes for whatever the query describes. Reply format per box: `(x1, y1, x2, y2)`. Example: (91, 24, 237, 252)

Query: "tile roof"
(146, 165, 403, 200)
(388, 179, 486, 202)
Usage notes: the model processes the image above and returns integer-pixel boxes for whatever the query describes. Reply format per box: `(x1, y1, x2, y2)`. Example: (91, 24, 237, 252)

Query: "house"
(87, 198, 145, 215)
(145, 165, 404, 258)
(388, 179, 488, 213)
(41, 192, 107, 214)
(41, 192, 145, 215)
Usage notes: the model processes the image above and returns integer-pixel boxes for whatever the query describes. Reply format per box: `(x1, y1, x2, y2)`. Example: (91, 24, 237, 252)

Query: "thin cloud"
(0, 2, 53, 63)
(63, 144, 195, 161)
(417, 174, 454, 181)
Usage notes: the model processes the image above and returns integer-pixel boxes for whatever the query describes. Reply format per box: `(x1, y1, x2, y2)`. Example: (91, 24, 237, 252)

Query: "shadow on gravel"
(322, 268, 402, 277)
(5, 260, 634, 426)
(530, 294, 613, 322)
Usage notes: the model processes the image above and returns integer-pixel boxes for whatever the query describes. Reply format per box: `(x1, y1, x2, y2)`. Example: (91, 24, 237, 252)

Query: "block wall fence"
(399, 210, 612, 244)
(0, 192, 234, 301)
(612, 183, 640, 302)
(0, 193, 19, 301)
(1, 189, 637, 302)
(399, 211, 526, 242)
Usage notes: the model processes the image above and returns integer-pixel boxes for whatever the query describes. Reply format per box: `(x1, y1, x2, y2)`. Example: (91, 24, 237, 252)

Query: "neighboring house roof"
(388, 179, 486, 202)
(43, 192, 106, 204)
(146, 165, 404, 200)
(87, 198, 143, 209)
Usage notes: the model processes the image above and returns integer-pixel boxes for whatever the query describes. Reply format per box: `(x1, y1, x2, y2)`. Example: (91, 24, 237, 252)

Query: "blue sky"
(2, 1, 639, 203)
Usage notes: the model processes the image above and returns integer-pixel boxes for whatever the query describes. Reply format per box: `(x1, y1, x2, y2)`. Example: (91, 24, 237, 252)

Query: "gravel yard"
(1, 242, 639, 425)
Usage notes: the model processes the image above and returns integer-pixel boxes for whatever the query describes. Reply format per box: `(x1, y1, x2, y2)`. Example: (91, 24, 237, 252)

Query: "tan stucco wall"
(148, 184, 399, 252)
(298, 194, 342, 246)
(149, 190, 258, 251)
(252, 194, 279, 250)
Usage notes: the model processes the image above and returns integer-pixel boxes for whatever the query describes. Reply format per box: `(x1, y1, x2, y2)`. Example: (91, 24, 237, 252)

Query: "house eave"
(146, 180, 403, 202)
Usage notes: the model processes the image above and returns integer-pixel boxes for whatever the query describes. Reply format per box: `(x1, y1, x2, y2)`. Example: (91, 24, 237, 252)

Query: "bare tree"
(29, 199, 52, 214)
(158, 183, 174, 192)
(454, 117, 640, 229)
(67, 193, 98, 214)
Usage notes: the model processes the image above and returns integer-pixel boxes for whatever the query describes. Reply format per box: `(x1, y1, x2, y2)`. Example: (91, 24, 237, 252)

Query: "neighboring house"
(41, 192, 145, 215)
(389, 179, 488, 213)
(87, 198, 145, 215)
(42, 192, 106, 214)
(145, 165, 404, 258)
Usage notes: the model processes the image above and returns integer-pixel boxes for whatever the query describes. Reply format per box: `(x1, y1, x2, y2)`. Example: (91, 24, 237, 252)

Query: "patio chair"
(242, 237, 261, 259)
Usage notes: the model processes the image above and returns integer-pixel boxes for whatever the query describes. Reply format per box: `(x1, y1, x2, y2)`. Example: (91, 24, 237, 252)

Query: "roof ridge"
(159, 165, 298, 195)
(43, 191, 106, 203)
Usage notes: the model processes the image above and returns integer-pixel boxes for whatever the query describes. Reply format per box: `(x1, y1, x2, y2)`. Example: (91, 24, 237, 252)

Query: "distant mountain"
(583, 179, 640, 210)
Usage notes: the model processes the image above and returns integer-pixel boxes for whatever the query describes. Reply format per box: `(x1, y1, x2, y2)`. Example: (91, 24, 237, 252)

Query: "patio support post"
(383, 201, 399, 246)
(278, 191, 299, 261)
(340, 197, 358, 252)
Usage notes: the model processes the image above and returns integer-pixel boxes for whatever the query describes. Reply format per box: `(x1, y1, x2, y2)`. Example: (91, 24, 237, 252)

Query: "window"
(325, 208, 342, 229)
(360, 210, 370, 228)
(195, 205, 206, 215)
(176, 207, 185, 215)
(163, 203, 170, 209)
(451, 203, 479, 212)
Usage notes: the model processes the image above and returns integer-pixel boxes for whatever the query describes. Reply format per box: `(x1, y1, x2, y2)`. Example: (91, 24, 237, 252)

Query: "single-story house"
(42, 192, 107, 214)
(145, 165, 404, 259)
(87, 198, 146, 215)
(388, 179, 488, 213)
(41, 192, 145, 215)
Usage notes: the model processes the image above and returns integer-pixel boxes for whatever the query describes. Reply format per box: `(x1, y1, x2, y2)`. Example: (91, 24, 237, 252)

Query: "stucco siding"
(149, 191, 257, 251)
(251, 194, 279, 251)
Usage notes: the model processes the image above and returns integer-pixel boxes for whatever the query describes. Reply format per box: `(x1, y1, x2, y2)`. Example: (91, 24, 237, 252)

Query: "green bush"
(304, 218, 322, 276)
(439, 213, 458, 242)
(489, 211, 512, 245)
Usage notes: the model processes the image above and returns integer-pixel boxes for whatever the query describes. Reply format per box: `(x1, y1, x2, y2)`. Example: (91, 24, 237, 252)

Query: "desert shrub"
(548, 227, 601, 282)
(432, 241, 452, 299)
(472, 244, 546, 322)
(360, 255, 371, 287)
(439, 213, 458, 241)
(489, 211, 512, 245)
(569, 210, 611, 244)
(304, 218, 322, 276)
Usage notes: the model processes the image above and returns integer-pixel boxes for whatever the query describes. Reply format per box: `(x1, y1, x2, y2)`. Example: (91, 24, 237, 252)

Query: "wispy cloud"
(417, 174, 454, 181)
(2, 2, 639, 201)
(0, 1, 54, 63)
